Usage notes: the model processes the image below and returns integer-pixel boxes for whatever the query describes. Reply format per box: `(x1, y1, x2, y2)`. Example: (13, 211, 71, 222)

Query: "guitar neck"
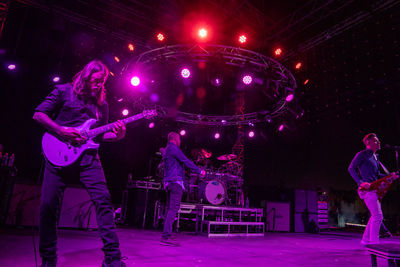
(87, 113, 144, 138)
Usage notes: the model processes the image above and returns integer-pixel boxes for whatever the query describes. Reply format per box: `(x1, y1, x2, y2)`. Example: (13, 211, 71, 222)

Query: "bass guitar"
(42, 109, 157, 167)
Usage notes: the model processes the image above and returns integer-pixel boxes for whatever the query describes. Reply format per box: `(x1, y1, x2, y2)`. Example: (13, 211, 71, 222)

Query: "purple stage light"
(122, 109, 129, 116)
(242, 75, 252, 85)
(248, 131, 255, 138)
(214, 132, 220, 139)
(278, 124, 285, 131)
(7, 64, 16, 70)
(285, 94, 294, 102)
(181, 68, 191, 78)
(52, 76, 60, 83)
(180, 130, 186, 136)
(148, 122, 155, 128)
(130, 76, 140, 86)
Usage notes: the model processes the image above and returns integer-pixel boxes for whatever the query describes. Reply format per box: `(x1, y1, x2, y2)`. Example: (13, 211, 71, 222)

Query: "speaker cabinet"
(59, 187, 97, 229)
(266, 201, 290, 232)
(6, 184, 41, 226)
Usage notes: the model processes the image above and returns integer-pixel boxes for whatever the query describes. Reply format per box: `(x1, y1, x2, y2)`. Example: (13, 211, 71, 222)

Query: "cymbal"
(217, 154, 237, 161)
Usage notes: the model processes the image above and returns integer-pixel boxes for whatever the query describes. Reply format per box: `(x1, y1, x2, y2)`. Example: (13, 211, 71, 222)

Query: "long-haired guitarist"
(348, 133, 398, 245)
(33, 60, 126, 267)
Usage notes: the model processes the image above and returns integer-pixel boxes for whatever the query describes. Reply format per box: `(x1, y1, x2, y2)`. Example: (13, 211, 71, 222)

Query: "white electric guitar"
(42, 109, 157, 166)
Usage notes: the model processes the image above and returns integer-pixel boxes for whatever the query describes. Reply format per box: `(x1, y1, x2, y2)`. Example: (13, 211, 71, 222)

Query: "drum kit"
(155, 148, 244, 206)
(188, 152, 244, 206)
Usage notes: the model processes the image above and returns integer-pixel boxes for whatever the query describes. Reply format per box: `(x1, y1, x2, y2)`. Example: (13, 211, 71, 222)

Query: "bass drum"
(199, 180, 226, 205)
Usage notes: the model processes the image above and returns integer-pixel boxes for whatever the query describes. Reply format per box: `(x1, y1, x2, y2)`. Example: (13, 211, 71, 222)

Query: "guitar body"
(42, 119, 100, 167)
(41, 109, 157, 167)
(358, 173, 398, 201)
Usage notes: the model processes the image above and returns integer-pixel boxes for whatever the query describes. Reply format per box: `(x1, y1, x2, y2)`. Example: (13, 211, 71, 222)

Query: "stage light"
(198, 28, 208, 39)
(181, 68, 191, 78)
(214, 132, 220, 139)
(130, 76, 140, 86)
(221, 119, 227, 124)
(114, 56, 120, 62)
(180, 130, 186, 136)
(128, 43, 135, 51)
(295, 62, 302, 69)
(248, 131, 255, 138)
(148, 122, 155, 128)
(157, 33, 165, 42)
(285, 94, 294, 102)
(7, 64, 16, 70)
(274, 48, 282, 56)
(122, 109, 129, 116)
(52, 76, 60, 83)
(278, 124, 285, 131)
(242, 75, 253, 85)
(110, 71, 115, 77)
(117, 98, 124, 102)
(304, 79, 309, 85)
(238, 35, 247, 44)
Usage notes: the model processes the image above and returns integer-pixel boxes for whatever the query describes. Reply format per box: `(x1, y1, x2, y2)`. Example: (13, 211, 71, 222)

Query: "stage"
(1, 227, 399, 266)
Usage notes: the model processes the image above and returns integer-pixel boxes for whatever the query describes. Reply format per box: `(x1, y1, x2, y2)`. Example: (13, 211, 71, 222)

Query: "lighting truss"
(123, 44, 297, 126)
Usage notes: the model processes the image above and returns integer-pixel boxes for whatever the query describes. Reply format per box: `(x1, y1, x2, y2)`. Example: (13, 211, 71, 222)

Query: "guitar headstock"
(143, 109, 158, 119)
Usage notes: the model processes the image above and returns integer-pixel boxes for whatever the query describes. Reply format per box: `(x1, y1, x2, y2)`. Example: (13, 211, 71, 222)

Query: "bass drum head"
(205, 180, 226, 205)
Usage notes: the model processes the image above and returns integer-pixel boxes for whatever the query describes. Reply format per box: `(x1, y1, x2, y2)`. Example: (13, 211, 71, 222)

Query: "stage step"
(202, 220, 265, 237)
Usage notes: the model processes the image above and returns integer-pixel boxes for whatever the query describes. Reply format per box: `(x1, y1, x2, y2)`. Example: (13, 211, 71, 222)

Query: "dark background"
(1, 1, 400, 226)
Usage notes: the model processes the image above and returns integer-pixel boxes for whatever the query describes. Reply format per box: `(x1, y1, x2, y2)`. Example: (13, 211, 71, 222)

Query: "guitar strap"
(379, 161, 390, 175)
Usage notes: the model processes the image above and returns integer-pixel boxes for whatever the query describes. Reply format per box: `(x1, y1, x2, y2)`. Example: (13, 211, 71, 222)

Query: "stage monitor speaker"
(6, 183, 41, 226)
(266, 201, 290, 232)
(122, 187, 161, 228)
(59, 187, 97, 229)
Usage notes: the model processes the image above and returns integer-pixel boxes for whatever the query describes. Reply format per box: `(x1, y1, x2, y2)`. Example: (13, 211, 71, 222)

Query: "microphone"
(384, 144, 400, 150)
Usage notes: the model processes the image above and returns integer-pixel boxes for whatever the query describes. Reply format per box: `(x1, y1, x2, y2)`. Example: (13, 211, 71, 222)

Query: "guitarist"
(348, 133, 398, 245)
(33, 60, 126, 267)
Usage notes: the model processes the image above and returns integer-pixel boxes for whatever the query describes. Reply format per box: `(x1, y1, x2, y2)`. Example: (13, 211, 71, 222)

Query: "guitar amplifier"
(59, 187, 97, 229)
(121, 186, 162, 228)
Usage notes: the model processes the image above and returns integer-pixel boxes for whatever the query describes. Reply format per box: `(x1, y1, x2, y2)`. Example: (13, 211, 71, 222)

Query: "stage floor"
(0, 227, 399, 266)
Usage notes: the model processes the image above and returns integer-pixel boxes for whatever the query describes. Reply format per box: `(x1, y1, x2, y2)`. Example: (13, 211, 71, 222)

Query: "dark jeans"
(162, 182, 183, 239)
(39, 158, 121, 261)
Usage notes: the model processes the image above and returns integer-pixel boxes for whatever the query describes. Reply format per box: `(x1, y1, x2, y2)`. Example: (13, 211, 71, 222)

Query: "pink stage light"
(181, 68, 191, 78)
(114, 56, 120, 62)
(242, 75, 253, 85)
(122, 109, 129, 116)
(248, 131, 255, 138)
(238, 35, 247, 44)
(130, 76, 140, 86)
(214, 133, 220, 139)
(295, 62, 302, 69)
(285, 94, 294, 102)
(278, 124, 285, 131)
(304, 79, 309, 85)
(52, 76, 60, 83)
(7, 64, 16, 70)
(148, 122, 155, 128)
(274, 48, 282, 56)
(180, 130, 186, 136)
(198, 28, 208, 39)
(157, 33, 165, 41)
(128, 43, 135, 51)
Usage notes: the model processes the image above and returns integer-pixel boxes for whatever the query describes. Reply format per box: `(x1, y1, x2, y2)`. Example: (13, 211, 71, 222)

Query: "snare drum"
(199, 180, 226, 205)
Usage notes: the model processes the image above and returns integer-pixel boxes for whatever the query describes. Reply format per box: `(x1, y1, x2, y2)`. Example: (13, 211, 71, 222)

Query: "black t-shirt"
(35, 83, 108, 128)
(35, 83, 109, 166)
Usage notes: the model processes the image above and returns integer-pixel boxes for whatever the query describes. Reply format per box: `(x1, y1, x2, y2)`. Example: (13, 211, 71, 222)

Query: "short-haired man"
(348, 133, 398, 245)
(161, 132, 205, 246)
